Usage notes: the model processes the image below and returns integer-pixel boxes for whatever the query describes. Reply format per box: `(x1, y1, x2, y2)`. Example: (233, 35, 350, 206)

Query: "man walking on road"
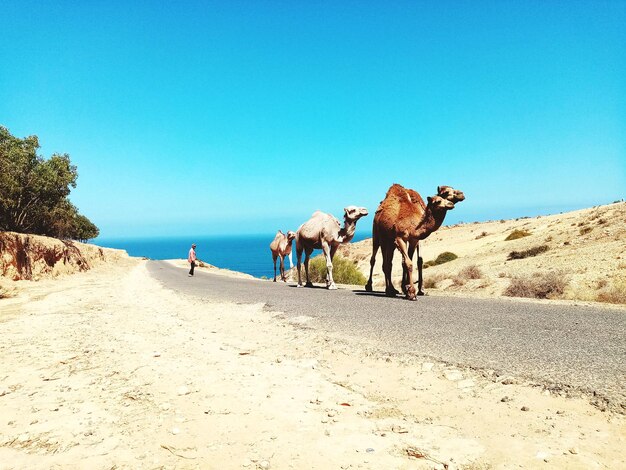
(188, 243, 197, 277)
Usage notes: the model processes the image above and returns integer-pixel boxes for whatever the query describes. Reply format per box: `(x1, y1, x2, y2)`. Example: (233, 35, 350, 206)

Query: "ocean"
(94, 233, 370, 279)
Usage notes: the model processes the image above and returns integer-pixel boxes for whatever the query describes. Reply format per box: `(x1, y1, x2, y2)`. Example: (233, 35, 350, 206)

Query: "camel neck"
(339, 218, 357, 243)
(415, 206, 446, 238)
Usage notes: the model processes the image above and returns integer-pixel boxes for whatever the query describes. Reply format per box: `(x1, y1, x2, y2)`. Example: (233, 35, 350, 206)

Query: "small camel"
(269, 230, 296, 282)
(296, 206, 368, 289)
(365, 184, 464, 300)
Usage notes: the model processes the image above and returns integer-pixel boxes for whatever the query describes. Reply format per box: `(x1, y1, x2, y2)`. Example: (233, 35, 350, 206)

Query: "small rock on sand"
(444, 370, 464, 381)
(569, 447, 579, 454)
(177, 386, 190, 396)
(457, 379, 475, 389)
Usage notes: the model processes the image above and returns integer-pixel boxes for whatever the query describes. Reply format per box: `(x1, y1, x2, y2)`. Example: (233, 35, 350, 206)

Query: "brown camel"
(296, 206, 368, 289)
(269, 230, 296, 282)
(365, 184, 465, 300)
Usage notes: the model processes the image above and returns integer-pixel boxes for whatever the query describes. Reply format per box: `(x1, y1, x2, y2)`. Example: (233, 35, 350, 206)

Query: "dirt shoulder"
(0, 261, 624, 469)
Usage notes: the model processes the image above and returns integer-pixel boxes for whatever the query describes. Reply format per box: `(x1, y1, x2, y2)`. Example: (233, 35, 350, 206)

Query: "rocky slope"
(0, 232, 128, 282)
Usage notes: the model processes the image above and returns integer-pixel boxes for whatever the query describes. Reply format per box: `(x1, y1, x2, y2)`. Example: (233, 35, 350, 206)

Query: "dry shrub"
(424, 274, 445, 289)
(475, 231, 488, 239)
(507, 245, 549, 260)
(504, 271, 568, 299)
(458, 265, 483, 279)
(579, 226, 593, 235)
(596, 279, 626, 305)
(505, 229, 531, 241)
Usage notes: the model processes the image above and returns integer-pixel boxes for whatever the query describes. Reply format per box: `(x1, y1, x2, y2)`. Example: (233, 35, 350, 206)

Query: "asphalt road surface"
(148, 261, 626, 411)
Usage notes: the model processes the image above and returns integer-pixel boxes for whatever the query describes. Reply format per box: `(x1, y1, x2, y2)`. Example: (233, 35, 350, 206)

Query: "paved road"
(148, 261, 626, 411)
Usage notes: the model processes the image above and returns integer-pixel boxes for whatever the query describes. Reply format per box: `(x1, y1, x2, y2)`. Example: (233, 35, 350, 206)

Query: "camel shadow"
(353, 289, 412, 300)
(287, 284, 328, 290)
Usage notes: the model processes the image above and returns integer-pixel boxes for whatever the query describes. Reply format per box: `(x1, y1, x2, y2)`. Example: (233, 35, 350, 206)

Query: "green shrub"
(303, 255, 366, 285)
(507, 245, 549, 260)
(503, 272, 567, 299)
(423, 251, 458, 268)
(505, 229, 531, 241)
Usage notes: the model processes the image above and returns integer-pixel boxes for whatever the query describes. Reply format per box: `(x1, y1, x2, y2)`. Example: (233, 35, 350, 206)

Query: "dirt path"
(1, 261, 624, 469)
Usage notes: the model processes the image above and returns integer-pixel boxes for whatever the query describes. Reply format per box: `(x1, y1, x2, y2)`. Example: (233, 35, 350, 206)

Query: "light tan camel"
(365, 184, 465, 300)
(296, 206, 368, 289)
(269, 230, 296, 282)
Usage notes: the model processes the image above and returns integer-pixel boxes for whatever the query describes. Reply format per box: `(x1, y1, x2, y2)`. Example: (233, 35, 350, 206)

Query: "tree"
(0, 126, 99, 240)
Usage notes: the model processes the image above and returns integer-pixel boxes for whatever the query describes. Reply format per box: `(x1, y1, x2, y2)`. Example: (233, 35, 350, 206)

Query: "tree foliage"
(0, 126, 99, 241)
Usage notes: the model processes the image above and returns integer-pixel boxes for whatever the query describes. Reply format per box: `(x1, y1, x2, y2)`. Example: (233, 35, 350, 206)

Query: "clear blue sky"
(1, 1, 624, 238)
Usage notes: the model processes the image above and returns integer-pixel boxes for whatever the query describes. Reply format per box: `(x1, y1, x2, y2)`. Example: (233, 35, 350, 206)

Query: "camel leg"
(395, 237, 417, 300)
(417, 252, 425, 295)
(382, 244, 398, 297)
(304, 247, 314, 287)
(402, 241, 417, 294)
(296, 243, 304, 287)
(415, 243, 425, 295)
(280, 255, 287, 282)
(321, 241, 336, 290)
(272, 254, 278, 282)
(365, 229, 379, 292)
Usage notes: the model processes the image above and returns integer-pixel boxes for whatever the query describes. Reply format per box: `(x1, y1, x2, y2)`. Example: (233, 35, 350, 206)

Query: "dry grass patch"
(451, 265, 483, 286)
(507, 245, 549, 260)
(504, 271, 568, 299)
(458, 265, 483, 279)
(505, 229, 531, 241)
(423, 273, 446, 289)
(596, 279, 626, 305)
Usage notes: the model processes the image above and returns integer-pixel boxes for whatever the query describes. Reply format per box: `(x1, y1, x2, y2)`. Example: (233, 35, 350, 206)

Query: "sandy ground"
(339, 202, 626, 305)
(1, 260, 625, 469)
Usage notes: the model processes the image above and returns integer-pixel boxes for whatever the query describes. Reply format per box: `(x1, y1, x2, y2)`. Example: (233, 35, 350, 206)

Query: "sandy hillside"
(338, 202, 626, 305)
(1, 259, 625, 469)
(0, 232, 129, 281)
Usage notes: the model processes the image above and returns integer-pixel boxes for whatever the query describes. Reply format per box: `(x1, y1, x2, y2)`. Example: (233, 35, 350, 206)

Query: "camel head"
(437, 185, 465, 203)
(427, 195, 455, 211)
(286, 230, 296, 242)
(343, 206, 369, 222)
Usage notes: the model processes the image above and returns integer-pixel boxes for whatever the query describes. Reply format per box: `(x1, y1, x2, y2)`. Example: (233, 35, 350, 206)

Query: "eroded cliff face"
(0, 232, 128, 281)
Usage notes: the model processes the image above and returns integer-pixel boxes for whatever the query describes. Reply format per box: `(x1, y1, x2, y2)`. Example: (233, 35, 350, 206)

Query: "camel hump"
(406, 189, 425, 207)
(385, 183, 406, 198)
